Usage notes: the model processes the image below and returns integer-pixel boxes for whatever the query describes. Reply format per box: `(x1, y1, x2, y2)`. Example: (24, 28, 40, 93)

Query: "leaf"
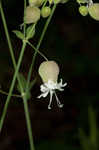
(25, 90, 31, 100)
(17, 73, 27, 92)
(17, 73, 31, 100)
(12, 30, 24, 40)
(29, 78, 37, 90)
(26, 25, 35, 40)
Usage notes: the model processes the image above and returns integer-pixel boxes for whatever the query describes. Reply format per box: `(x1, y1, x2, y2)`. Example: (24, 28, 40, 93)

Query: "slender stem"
(26, 4, 57, 92)
(37, 4, 57, 51)
(23, 0, 26, 36)
(0, 1, 56, 150)
(0, 1, 16, 67)
(0, 89, 21, 98)
(0, 42, 26, 131)
(42, 0, 48, 8)
(23, 99, 35, 150)
(27, 41, 48, 61)
(0, 2, 35, 150)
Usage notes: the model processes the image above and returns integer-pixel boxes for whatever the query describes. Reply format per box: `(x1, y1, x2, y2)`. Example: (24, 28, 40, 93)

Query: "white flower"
(38, 79, 67, 109)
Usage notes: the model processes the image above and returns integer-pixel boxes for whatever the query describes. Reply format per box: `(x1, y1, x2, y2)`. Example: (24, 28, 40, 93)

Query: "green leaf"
(17, 73, 31, 100)
(29, 78, 37, 90)
(25, 90, 31, 100)
(17, 73, 27, 92)
(12, 30, 24, 40)
(26, 25, 35, 40)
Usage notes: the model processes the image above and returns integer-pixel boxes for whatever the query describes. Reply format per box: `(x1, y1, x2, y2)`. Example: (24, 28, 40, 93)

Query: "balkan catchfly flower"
(38, 61, 67, 109)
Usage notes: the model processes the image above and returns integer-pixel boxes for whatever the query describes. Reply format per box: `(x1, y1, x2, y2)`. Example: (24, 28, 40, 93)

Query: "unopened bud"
(79, 5, 88, 16)
(24, 6, 40, 24)
(41, 6, 51, 18)
(88, 3, 99, 21)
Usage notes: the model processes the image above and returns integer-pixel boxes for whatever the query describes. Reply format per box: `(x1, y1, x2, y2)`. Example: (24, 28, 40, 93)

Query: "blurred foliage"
(79, 107, 98, 150)
(36, 139, 80, 150)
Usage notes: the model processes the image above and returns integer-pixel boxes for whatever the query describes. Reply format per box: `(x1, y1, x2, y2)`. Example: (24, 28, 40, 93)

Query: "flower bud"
(79, 5, 88, 16)
(88, 3, 99, 21)
(24, 6, 40, 24)
(41, 6, 51, 18)
(38, 61, 59, 83)
(76, 0, 87, 4)
(29, 0, 44, 7)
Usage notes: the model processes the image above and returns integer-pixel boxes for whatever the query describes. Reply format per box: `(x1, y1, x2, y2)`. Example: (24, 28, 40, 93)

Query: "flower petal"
(38, 78, 67, 109)
(37, 91, 49, 98)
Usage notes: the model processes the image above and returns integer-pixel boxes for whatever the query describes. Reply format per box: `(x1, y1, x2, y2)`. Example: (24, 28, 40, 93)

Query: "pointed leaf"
(17, 73, 32, 100)
(26, 25, 35, 40)
(13, 30, 24, 40)
(17, 73, 27, 92)
(25, 90, 31, 100)
(29, 78, 37, 90)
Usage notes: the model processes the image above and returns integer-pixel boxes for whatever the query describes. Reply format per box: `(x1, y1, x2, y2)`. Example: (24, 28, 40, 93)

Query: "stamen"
(48, 90, 53, 109)
(38, 79, 67, 109)
(54, 92, 63, 108)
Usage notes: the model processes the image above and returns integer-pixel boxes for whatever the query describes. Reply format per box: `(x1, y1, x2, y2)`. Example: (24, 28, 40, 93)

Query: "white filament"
(38, 79, 67, 109)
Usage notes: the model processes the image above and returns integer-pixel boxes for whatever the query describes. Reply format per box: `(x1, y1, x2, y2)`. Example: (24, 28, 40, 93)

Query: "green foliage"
(26, 24, 35, 40)
(13, 25, 36, 40)
(17, 73, 27, 92)
(12, 30, 24, 40)
(17, 73, 31, 100)
(17, 73, 37, 100)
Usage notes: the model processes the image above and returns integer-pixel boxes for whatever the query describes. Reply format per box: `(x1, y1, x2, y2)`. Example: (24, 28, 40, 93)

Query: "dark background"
(0, 0, 99, 149)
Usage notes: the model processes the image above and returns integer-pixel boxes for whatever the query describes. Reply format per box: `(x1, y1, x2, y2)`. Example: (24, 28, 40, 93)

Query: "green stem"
(0, 2, 35, 150)
(23, 99, 35, 150)
(37, 4, 57, 50)
(0, 42, 26, 131)
(26, 4, 57, 92)
(0, 1, 16, 68)
(23, 0, 26, 36)
(27, 41, 48, 61)
(0, 89, 21, 98)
